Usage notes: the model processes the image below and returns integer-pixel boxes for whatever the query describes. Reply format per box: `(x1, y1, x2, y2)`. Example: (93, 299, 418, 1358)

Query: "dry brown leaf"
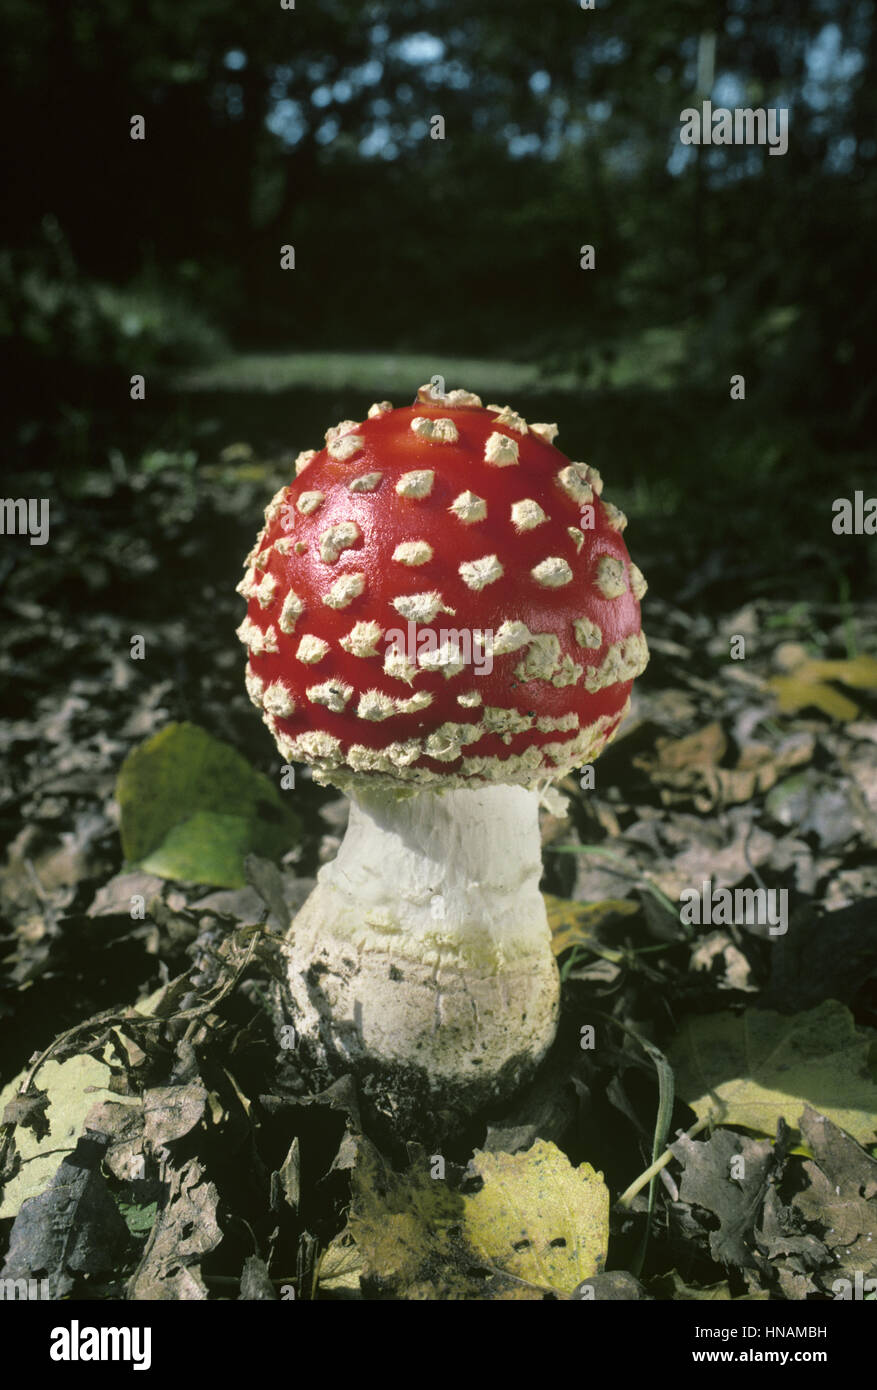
(652, 722, 727, 771)
(128, 1157, 222, 1300)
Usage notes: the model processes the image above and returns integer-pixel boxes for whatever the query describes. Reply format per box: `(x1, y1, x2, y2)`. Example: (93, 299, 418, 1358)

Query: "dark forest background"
(1, 2, 877, 1307)
(1, 0, 875, 608)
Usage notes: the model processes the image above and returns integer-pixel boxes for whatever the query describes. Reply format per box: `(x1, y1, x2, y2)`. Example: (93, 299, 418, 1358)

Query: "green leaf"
(139, 810, 262, 885)
(118, 1199, 158, 1237)
(116, 722, 300, 888)
(668, 1000, 877, 1148)
(463, 1141, 609, 1293)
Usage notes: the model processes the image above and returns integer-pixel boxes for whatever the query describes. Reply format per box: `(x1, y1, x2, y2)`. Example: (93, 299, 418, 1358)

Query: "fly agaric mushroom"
(237, 383, 649, 1117)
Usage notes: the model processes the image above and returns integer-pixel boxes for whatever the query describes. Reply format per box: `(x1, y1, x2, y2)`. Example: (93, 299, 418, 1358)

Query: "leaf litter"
(1, 452, 876, 1300)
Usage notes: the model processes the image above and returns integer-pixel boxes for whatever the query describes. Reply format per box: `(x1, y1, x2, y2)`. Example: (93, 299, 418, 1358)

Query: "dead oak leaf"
(670, 1129, 774, 1269)
(143, 1084, 208, 1148)
(792, 1106, 877, 1285)
(128, 1156, 222, 1301)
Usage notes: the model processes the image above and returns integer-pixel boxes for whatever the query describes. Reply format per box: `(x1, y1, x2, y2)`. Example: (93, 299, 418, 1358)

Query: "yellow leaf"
(317, 1234, 366, 1295)
(668, 1000, 877, 1148)
(0, 1054, 117, 1218)
(463, 1141, 609, 1294)
(794, 656, 877, 690)
(346, 1139, 544, 1298)
(768, 675, 859, 721)
(767, 653, 877, 721)
(544, 893, 638, 957)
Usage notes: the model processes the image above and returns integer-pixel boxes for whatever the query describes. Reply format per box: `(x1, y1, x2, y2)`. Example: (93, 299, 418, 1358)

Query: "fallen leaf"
(792, 1107, 877, 1287)
(754, 1182, 826, 1291)
(316, 1234, 366, 1296)
(2, 1090, 50, 1141)
(649, 1270, 768, 1300)
(689, 931, 758, 993)
(572, 1271, 646, 1300)
(87, 871, 166, 918)
(0, 1054, 116, 1218)
(0, 1136, 129, 1297)
(651, 722, 728, 770)
(634, 722, 815, 811)
(463, 1141, 609, 1293)
(633, 723, 728, 808)
(793, 656, 877, 690)
(239, 1254, 277, 1300)
(767, 658, 867, 722)
(0, 818, 110, 924)
(143, 1084, 208, 1147)
(128, 1156, 222, 1300)
(116, 722, 301, 888)
(544, 893, 638, 957)
(670, 1129, 774, 1268)
(243, 853, 290, 931)
(118, 1199, 158, 1238)
(347, 1140, 544, 1299)
(765, 771, 858, 849)
(668, 1000, 877, 1147)
(85, 1098, 146, 1181)
(278, 1135, 301, 1211)
(650, 813, 774, 903)
(347, 1140, 485, 1298)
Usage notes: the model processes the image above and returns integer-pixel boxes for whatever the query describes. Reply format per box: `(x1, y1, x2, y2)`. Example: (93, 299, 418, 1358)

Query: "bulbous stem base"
(282, 783, 560, 1115)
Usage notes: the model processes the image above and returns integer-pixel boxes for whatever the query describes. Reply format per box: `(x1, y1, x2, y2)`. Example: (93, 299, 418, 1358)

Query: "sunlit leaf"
(0, 1055, 116, 1218)
(464, 1141, 610, 1294)
(668, 1000, 877, 1147)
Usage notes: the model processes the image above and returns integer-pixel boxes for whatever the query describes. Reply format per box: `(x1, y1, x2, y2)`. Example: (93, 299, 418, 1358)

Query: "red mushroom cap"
(237, 385, 648, 789)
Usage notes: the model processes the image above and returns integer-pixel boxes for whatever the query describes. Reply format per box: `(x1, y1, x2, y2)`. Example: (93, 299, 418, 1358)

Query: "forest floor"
(1, 357, 876, 1300)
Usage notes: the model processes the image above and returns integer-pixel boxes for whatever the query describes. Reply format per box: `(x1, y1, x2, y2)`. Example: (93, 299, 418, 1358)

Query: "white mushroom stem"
(284, 783, 559, 1104)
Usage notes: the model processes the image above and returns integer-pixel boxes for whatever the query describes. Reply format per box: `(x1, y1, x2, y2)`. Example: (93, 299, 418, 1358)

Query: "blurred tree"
(0, 0, 873, 431)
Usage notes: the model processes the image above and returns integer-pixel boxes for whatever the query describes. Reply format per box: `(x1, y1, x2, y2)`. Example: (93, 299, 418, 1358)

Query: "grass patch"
(175, 351, 578, 396)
